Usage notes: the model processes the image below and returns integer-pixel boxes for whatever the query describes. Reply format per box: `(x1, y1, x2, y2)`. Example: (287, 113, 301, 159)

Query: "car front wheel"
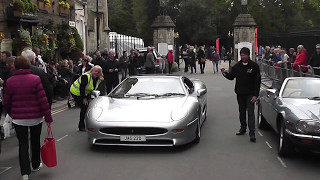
(278, 120, 295, 157)
(257, 102, 269, 130)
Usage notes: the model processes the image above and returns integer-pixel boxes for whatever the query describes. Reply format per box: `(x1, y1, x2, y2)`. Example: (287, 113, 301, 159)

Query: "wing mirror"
(197, 89, 207, 97)
(91, 90, 101, 99)
(266, 89, 279, 99)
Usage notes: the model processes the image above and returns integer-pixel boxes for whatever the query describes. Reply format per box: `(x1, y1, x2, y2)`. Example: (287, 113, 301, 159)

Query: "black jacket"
(308, 52, 320, 75)
(92, 57, 107, 75)
(30, 65, 53, 106)
(223, 60, 261, 97)
(58, 66, 73, 82)
(78, 64, 93, 75)
(105, 59, 120, 77)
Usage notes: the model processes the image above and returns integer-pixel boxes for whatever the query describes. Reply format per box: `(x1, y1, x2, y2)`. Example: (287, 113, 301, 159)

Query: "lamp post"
(96, 0, 100, 50)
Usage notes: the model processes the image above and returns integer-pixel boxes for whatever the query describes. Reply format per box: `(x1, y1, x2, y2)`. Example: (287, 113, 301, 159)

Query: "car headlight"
(296, 120, 320, 134)
(87, 107, 103, 121)
(171, 107, 189, 121)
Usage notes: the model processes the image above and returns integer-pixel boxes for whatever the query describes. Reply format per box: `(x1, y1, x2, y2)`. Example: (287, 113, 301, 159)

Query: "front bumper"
(86, 119, 198, 146)
(285, 129, 320, 150)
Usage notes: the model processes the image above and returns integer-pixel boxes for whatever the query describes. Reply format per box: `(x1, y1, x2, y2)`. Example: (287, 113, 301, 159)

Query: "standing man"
(307, 44, 320, 76)
(128, 50, 138, 76)
(91, 50, 107, 95)
(145, 47, 155, 74)
(119, 51, 128, 81)
(136, 50, 145, 74)
(197, 46, 206, 74)
(105, 51, 120, 94)
(221, 47, 261, 142)
(33, 48, 47, 73)
(166, 49, 174, 74)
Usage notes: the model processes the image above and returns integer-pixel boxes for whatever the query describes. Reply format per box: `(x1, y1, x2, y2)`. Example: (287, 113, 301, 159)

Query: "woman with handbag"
(198, 46, 206, 74)
(3, 56, 53, 180)
(70, 65, 103, 131)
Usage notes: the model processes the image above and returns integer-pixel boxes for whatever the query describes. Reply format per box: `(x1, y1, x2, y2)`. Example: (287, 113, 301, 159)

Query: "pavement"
(1, 60, 320, 180)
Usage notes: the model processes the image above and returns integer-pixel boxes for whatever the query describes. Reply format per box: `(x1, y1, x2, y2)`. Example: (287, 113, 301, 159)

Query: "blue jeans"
(212, 61, 219, 73)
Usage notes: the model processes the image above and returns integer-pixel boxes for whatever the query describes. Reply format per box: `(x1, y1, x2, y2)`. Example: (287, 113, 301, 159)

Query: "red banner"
(216, 38, 220, 53)
(255, 28, 258, 55)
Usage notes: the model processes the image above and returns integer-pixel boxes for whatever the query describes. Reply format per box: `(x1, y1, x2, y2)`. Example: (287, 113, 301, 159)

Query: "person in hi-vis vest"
(70, 65, 103, 131)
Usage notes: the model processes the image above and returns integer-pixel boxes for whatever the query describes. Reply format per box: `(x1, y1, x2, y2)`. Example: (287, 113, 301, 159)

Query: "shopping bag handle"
(47, 124, 54, 138)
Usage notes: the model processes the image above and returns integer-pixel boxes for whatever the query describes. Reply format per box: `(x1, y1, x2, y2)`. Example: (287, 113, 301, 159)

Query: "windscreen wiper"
(159, 93, 185, 97)
(308, 97, 320, 100)
(125, 93, 160, 97)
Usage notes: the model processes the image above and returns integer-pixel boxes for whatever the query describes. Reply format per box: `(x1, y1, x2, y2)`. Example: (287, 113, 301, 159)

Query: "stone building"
(86, 0, 110, 53)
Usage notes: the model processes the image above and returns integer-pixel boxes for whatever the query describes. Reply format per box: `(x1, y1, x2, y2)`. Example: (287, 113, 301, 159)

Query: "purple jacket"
(3, 69, 53, 123)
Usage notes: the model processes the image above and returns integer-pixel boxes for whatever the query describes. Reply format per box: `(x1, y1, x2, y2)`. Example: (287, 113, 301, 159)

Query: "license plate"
(120, 135, 146, 142)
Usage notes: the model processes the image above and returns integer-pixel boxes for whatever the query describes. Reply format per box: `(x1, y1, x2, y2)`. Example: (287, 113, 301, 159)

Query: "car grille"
(94, 139, 173, 146)
(99, 127, 168, 135)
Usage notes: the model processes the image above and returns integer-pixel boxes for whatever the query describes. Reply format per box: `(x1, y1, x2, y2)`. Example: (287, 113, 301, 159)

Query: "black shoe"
(249, 132, 256, 142)
(236, 129, 246, 135)
(78, 127, 85, 132)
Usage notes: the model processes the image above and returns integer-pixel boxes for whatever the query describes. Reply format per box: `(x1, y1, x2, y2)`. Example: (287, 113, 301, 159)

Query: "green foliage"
(12, 28, 32, 56)
(72, 28, 84, 51)
(13, 0, 38, 14)
(108, 0, 320, 46)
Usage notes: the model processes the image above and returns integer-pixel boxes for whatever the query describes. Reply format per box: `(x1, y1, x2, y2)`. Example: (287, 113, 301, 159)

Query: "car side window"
(183, 77, 194, 94)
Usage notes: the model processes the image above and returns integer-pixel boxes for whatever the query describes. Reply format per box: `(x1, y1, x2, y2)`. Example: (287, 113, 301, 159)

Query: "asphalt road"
(1, 61, 320, 180)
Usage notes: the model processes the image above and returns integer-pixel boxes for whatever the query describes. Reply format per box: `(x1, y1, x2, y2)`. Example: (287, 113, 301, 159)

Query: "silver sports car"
(85, 76, 207, 146)
(258, 77, 320, 157)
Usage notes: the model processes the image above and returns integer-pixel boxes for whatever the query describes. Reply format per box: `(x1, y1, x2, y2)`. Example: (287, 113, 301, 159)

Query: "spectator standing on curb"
(105, 51, 120, 94)
(197, 46, 206, 74)
(288, 48, 297, 65)
(145, 47, 155, 74)
(21, 50, 53, 108)
(211, 50, 220, 73)
(78, 57, 93, 75)
(166, 49, 174, 74)
(221, 47, 261, 143)
(294, 45, 308, 73)
(308, 44, 320, 76)
(128, 50, 138, 76)
(91, 50, 107, 96)
(3, 56, 53, 180)
(33, 48, 47, 73)
(119, 51, 129, 81)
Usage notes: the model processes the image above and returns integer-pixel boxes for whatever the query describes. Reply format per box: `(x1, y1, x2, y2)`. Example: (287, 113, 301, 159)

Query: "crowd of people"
(259, 44, 320, 76)
(179, 44, 234, 74)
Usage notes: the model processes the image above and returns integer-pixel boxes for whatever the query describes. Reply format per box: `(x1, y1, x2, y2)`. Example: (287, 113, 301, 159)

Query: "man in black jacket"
(307, 44, 320, 76)
(91, 50, 107, 95)
(221, 47, 261, 142)
(105, 51, 120, 94)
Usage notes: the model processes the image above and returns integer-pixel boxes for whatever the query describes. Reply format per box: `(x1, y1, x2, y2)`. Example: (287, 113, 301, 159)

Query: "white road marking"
(57, 134, 69, 142)
(258, 131, 263, 137)
(265, 141, 273, 149)
(277, 157, 287, 168)
(0, 167, 12, 175)
(52, 107, 69, 115)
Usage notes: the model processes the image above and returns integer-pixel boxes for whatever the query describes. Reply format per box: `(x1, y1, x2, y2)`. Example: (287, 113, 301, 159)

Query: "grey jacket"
(145, 52, 155, 68)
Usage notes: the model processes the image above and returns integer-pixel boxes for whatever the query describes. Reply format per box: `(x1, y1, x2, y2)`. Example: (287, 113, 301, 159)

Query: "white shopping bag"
(3, 114, 15, 139)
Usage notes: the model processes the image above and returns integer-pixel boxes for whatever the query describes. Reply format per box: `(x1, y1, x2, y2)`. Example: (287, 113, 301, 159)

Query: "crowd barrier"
(256, 58, 320, 81)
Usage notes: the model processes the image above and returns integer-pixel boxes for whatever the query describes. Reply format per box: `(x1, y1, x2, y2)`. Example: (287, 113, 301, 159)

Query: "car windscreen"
(109, 77, 185, 97)
(282, 79, 320, 98)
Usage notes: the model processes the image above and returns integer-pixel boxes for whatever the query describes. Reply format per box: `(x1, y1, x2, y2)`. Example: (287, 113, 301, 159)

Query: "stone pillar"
(233, 14, 257, 62)
(152, 15, 175, 55)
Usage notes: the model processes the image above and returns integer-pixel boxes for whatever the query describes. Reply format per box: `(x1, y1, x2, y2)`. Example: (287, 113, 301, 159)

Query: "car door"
(262, 89, 279, 130)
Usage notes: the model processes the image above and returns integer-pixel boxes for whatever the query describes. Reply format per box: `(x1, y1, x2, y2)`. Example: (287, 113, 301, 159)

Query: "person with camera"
(221, 47, 261, 142)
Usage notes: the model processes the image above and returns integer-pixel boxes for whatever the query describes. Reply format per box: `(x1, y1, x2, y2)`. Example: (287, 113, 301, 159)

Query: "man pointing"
(221, 47, 261, 142)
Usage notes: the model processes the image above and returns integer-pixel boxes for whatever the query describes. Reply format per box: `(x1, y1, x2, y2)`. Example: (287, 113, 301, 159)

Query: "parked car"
(137, 48, 165, 73)
(257, 77, 320, 157)
(85, 75, 207, 146)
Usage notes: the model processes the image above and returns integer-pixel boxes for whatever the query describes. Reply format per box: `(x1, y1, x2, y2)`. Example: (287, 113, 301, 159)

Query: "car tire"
(193, 116, 201, 144)
(278, 120, 295, 157)
(257, 102, 269, 130)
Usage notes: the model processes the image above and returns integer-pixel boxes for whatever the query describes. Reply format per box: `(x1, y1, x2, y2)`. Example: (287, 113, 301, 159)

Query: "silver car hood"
(92, 96, 189, 123)
(283, 98, 320, 120)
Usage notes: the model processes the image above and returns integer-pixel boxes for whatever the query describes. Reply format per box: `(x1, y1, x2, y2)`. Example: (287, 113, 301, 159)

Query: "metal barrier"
(257, 58, 320, 81)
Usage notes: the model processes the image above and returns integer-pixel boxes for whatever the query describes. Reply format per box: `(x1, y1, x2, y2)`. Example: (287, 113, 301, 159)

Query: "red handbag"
(41, 124, 57, 167)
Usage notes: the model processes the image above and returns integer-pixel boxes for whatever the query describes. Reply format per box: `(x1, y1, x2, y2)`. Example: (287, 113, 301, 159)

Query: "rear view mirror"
(197, 89, 207, 97)
(91, 90, 101, 99)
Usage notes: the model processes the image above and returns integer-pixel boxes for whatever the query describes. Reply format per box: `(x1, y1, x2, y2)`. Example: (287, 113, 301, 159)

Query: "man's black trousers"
(236, 95, 255, 132)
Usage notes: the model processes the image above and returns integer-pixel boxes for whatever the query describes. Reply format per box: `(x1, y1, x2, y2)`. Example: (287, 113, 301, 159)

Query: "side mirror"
(197, 89, 207, 97)
(91, 90, 101, 99)
(266, 89, 279, 99)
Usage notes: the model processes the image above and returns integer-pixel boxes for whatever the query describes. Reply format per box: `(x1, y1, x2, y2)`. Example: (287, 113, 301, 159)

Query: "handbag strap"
(47, 124, 54, 138)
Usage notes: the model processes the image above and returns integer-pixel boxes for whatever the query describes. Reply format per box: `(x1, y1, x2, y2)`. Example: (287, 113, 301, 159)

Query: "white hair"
(21, 49, 36, 62)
